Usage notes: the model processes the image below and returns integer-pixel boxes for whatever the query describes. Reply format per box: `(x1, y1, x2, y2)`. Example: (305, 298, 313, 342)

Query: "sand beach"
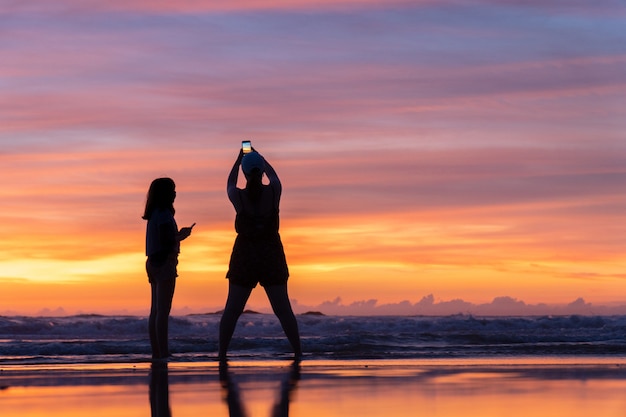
(1, 358, 625, 417)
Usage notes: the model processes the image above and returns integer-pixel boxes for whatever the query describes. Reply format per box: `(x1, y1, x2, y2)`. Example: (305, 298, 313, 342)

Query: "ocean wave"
(1, 314, 625, 364)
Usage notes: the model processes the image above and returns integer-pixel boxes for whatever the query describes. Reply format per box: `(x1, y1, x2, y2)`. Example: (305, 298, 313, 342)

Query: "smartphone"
(242, 140, 252, 154)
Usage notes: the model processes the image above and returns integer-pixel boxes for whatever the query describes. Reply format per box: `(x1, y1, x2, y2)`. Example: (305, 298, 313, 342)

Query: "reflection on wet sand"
(1, 360, 625, 416)
(150, 362, 172, 417)
(219, 361, 301, 417)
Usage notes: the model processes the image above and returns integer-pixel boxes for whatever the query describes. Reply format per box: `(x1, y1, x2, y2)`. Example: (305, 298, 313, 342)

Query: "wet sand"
(1, 358, 625, 416)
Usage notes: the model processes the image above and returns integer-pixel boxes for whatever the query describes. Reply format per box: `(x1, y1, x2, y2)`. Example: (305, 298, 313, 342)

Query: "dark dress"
(226, 191, 289, 288)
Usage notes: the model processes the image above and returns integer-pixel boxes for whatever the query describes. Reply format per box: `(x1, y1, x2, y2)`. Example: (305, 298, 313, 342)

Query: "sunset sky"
(1, 0, 625, 315)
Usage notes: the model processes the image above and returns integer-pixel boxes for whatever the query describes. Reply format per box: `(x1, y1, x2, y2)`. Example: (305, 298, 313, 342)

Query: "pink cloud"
(0, 0, 423, 14)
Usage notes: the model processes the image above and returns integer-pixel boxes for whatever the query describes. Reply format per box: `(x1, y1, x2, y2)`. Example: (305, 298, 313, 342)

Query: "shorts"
(226, 234, 289, 288)
(146, 254, 178, 284)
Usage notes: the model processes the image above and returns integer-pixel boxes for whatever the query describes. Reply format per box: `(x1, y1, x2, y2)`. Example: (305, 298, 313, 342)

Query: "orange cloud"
(1, 141, 625, 314)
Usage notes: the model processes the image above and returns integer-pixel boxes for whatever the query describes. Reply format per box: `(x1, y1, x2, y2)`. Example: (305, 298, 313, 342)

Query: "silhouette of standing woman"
(143, 178, 194, 361)
(219, 147, 302, 361)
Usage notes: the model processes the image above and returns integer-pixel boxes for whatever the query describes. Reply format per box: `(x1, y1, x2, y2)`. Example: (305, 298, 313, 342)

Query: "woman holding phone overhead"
(143, 177, 195, 361)
(219, 143, 302, 361)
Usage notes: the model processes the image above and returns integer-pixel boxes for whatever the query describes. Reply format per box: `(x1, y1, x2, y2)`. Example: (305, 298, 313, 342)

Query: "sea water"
(0, 313, 625, 365)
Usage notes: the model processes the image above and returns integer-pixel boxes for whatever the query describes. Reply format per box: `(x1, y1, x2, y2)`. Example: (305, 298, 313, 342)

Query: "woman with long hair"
(143, 177, 194, 360)
(219, 147, 302, 361)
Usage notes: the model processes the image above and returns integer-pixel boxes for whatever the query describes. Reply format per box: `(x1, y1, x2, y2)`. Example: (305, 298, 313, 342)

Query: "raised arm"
(227, 149, 244, 211)
(263, 156, 282, 209)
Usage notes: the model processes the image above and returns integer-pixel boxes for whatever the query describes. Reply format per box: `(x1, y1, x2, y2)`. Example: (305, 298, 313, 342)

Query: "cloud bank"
(9, 295, 624, 317)
(287, 295, 626, 316)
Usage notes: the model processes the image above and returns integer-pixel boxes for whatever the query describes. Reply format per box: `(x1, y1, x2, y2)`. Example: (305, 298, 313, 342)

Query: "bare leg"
(264, 284, 302, 359)
(149, 283, 159, 357)
(149, 278, 176, 359)
(219, 282, 253, 360)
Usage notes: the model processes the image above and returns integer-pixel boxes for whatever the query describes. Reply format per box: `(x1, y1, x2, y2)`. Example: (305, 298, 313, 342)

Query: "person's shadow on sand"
(149, 362, 172, 417)
(219, 361, 301, 417)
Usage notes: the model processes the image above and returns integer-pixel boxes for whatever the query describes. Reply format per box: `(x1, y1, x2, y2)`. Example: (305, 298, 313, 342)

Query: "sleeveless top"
(234, 186, 280, 239)
(234, 206, 280, 239)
